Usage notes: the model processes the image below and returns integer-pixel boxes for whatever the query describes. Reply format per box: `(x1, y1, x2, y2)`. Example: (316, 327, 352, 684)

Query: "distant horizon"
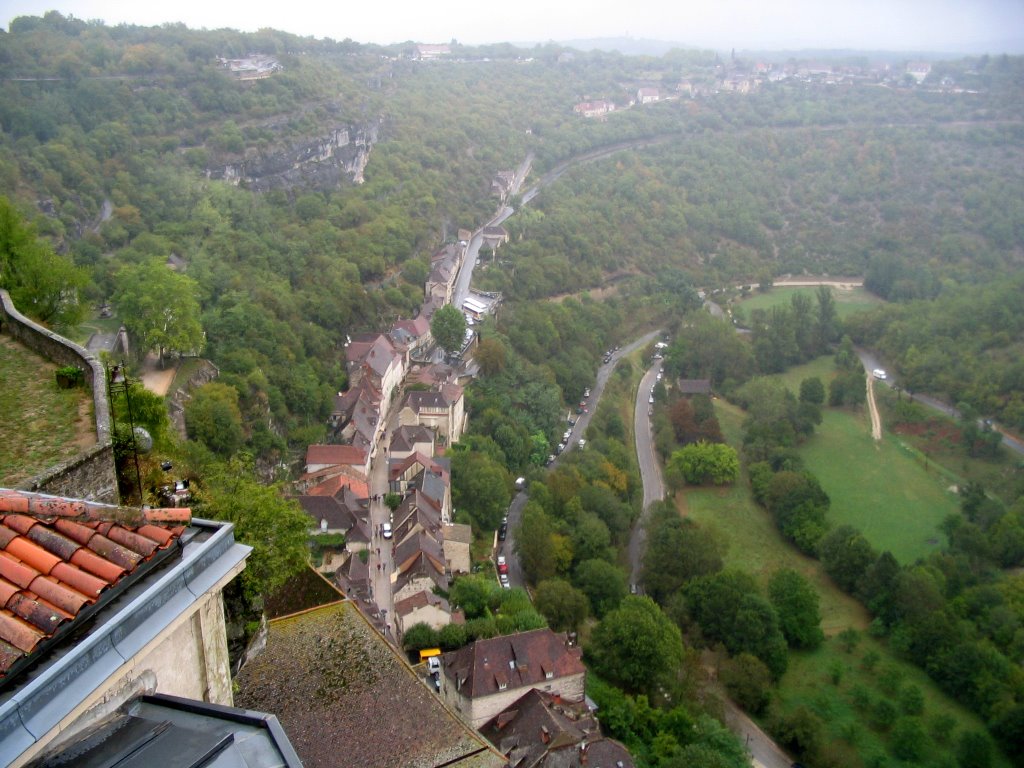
(5, 1, 1024, 55)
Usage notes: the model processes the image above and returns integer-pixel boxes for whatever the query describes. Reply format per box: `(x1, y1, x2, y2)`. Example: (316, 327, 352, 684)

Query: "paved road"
(855, 348, 1024, 456)
(628, 359, 665, 587)
(501, 330, 662, 587)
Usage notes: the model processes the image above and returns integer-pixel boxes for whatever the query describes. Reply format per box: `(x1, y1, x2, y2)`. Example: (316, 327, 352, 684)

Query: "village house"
(398, 384, 466, 446)
(442, 521, 473, 575)
(439, 628, 586, 728)
(389, 424, 436, 460)
(304, 443, 370, 481)
(573, 100, 615, 119)
(491, 171, 516, 204)
(391, 531, 449, 604)
(390, 315, 432, 358)
(394, 590, 460, 636)
(480, 225, 509, 252)
(414, 43, 451, 60)
(636, 87, 660, 104)
(0, 488, 258, 767)
(480, 688, 634, 768)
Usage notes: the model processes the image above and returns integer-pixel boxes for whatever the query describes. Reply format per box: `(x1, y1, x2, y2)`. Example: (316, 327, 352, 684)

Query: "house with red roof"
(439, 629, 586, 728)
(0, 488, 254, 766)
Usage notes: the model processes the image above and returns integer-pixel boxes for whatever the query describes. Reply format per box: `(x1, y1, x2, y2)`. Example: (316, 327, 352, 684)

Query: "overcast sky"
(5, 0, 1024, 53)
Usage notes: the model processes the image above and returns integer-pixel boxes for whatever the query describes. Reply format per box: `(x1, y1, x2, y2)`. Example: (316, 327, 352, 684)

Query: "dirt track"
(866, 374, 882, 441)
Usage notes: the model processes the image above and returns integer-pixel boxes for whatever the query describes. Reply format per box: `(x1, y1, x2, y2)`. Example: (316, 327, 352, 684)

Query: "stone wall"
(0, 289, 117, 502)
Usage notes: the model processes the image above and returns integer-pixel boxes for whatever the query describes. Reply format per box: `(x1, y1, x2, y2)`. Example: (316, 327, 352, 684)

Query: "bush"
(891, 717, 925, 762)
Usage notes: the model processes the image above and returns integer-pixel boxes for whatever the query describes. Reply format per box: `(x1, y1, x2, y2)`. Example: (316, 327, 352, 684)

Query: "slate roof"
(394, 589, 451, 620)
(390, 425, 435, 454)
(480, 688, 628, 768)
(406, 390, 450, 411)
(0, 489, 190, 684)
(441, 629, 585, 700)
(233, 601, 503, 768)
(297, 495, 357, 532)
(393, 552, 448, 596)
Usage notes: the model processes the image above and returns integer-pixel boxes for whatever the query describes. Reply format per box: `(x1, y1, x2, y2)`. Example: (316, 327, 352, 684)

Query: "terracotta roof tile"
(0, 489, 189, 684)
(28, 575, 91, 615)
(70, 548, 125, 583)
(0, 611, 46, 652)
(0, 580, 17, 609)
(4, 536, 61, 575)
(50, 562, 107, 598)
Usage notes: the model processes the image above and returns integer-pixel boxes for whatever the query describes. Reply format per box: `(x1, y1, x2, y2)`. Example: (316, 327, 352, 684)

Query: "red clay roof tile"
(29, 575, 91, 615)
(50, 562, 107, 599)
(81, 534, 142, 571)
(4, 537, 61, 575)
(0, 581, 18, 609)
(0, 639, 21, 670)
(24, 523, 81, 562)
(0, 488, 188, 683)
(70, 548, 125, 583)
(0, 611, 47, 653)
(0, 552, 38, 588)
(8, 593, 68, 634)
(2, 515, 37, 536)
(105, 526, 160, 555)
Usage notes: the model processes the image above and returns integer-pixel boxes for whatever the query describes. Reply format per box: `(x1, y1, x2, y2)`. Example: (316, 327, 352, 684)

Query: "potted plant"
(55, 365, 84, 389)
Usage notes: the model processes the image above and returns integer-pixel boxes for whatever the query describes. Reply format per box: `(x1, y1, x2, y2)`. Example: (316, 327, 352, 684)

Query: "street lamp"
(108, 362, 143, 504)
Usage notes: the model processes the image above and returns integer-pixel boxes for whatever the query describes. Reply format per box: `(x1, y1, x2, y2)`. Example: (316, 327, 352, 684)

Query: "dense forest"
(3, 12, 1024, 767)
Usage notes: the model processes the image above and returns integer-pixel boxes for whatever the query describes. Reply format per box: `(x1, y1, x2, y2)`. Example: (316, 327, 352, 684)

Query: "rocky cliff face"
(208, 121, 380, 191)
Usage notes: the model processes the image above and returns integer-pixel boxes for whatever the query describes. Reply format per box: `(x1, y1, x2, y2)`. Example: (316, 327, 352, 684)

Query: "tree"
(643, 506, 725, 604)
(193, 455, 310, 599)
(449, 574, 499, 618)
(450, 449, 510, 531)
(799, 376, 825, 405)
(114, 257, 204, 365)
(573, 559, 628, 618)
(587, 596, 684, 694)
(667, 441, 739, 486)
(431, 304, 467, 355)
(402, 622, 440, 652)
(684, 570, 788, 678)
(474, 337, 507, 376)
(516, 501, 558, 585)
(185, 382, 244, 457)
(534, 578, 589, 632)
(0, 196, 86, 329)
(818, 525, 877, 593)
(768, 569, 824, 649)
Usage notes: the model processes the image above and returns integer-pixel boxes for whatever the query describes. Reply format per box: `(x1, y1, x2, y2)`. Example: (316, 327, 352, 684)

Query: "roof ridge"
(0, 489, 190, 527)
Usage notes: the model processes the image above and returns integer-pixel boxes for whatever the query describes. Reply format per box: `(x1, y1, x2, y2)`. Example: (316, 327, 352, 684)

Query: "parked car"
(498, 523, 508, 541)
(499, 573, 510, 587)
(578, 438, 586, 449)
(382, 522, 393, 539)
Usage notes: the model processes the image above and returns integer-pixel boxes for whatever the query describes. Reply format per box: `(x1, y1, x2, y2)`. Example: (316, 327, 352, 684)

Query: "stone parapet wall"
(1, 289, 117, 502)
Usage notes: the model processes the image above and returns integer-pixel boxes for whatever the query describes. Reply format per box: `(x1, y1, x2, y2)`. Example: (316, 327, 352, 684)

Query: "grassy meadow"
(734, 285, 884, 320)
(676, 396, 1009, 767)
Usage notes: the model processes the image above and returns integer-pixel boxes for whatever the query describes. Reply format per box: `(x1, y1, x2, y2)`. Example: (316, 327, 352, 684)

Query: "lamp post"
(108, 363, 143, 504)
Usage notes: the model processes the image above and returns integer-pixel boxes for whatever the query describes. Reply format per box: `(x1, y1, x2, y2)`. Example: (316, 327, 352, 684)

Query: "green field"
(800, 409, 960, 564)
(735, 285, 883, 320)
(0, 335, 95, 487)
(679, 398, 1008, 767)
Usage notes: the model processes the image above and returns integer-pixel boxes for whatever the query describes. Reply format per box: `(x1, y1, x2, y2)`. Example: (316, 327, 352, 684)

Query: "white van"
(872, 368, 887, 380)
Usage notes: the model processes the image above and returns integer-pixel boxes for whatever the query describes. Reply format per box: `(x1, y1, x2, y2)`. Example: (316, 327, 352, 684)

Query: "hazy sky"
(5, 0, 1024, 52)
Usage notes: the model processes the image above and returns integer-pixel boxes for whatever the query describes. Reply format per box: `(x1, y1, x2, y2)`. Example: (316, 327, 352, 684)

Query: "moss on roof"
(234, 600, 504, 768)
